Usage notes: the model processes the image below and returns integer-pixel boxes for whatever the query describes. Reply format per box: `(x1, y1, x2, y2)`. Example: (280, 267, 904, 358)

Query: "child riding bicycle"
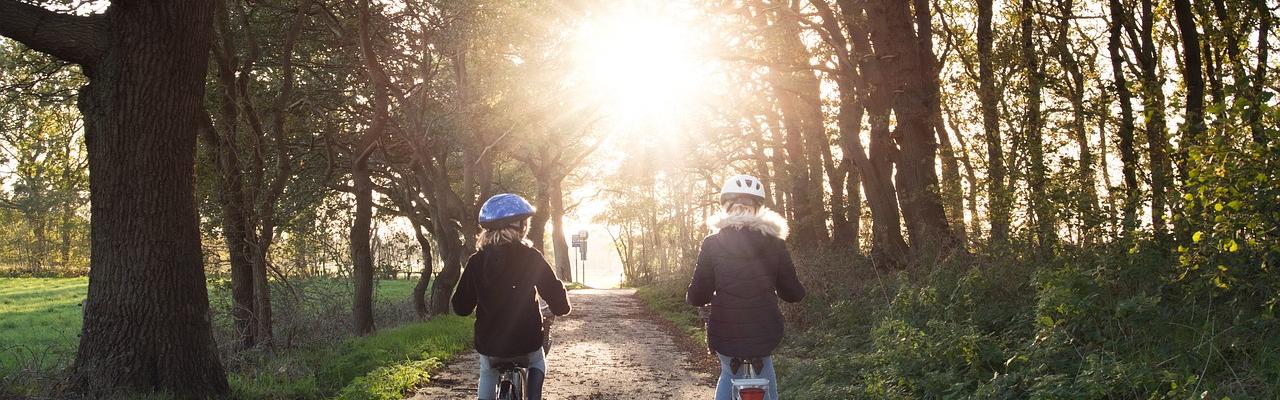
(452, 193, 572, 400)
(687, 175, 806, 400)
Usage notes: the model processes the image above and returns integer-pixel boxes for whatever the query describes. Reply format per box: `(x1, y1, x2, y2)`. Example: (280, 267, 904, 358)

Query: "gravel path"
(408, 288, 715, 399)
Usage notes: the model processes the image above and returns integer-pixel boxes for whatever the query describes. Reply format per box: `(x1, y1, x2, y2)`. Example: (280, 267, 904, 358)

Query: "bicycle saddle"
(490, 355, 532, 371)
(730, 357, 765, 375)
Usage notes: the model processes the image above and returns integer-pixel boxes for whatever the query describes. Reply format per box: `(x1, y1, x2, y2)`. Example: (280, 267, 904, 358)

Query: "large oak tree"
(0, 0, 228, 397)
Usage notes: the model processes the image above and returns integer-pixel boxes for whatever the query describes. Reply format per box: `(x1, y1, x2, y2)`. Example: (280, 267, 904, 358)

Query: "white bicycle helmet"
(720, 174, 766, 204)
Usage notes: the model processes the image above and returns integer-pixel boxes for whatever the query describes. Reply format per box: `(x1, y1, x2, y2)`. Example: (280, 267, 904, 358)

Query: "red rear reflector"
(739, 388, 766, 400)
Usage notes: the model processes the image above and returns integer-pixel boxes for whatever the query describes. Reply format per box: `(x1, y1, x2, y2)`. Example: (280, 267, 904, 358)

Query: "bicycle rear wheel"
(497, 380, 513, 400)
(512, 369, 526, 399)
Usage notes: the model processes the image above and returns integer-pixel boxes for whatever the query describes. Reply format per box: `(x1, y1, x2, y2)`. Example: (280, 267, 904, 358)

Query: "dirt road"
(408, 288, 715, 399)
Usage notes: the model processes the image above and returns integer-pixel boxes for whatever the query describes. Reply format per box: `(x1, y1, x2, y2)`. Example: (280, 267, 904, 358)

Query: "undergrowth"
(635, 282, 707, 349)
(227, 315, 472, 400)
(637, 243, 1280, 399)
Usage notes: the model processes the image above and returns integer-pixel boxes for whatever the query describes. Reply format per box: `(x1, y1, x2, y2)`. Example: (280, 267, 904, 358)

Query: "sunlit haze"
(568, 5, 717, 127)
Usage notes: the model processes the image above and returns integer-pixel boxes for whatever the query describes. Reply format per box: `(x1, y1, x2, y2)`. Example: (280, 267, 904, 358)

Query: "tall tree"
(351, 0, 390, 335)
(751, 0, 829, 246)
(1021, 0, 1055, 253)
(839, 0, 911, 266)
(1130, 0, 1173, 243)
(976, 0, 1011, 246)
(1050, 0, 1101, 236)
(204, 0, 313, 349)
(916, 0, 968, 246)
(1173, 0, 1205, 171)
(811, 0, 862, 248)
(865, 0, 957, 256)
(1108, 0, 1141, 235)
(0, 0, 229, 396)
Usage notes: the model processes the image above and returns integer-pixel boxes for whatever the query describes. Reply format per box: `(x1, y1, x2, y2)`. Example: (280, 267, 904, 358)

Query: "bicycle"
(490, 310, 555, 400)
(728, 357, 769, 400)
(491, 355, 531, 400)
(700, 306, 771, 400)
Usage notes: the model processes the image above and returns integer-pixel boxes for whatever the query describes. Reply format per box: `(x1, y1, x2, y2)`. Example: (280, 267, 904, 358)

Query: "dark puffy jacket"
(452, 242, 571, 357)
(686, 213, 805, 358)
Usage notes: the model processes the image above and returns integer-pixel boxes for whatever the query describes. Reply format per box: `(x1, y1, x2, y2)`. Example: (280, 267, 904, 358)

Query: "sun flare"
(570, 9, 711, 125)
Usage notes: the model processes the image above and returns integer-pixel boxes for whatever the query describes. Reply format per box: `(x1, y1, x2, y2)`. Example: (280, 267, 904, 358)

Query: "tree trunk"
(822, 135, 851, 247)
(411, 225, 433, 319)
(428, 212, 464, 315)
(1247, 0, 1270, 145)
(200, 110, 257, 349)
(1021, 0, 1055, 253)
(0, 0, 231, 395)
(350, 160, 376, 335)
(351, 0, 389, 335)
(834, 0, 909, 266)
(58, 139, 76, 269)
(250, 241, 274, 344)
(1173, 0, 1205, 176)
(59, 202, 73, 268)
(550, 178, 573, 280)
(943, 110, 983, 242)
(865, 0, 955, 256)
(1108, 0, 1140, 236)
(917, 0, 967, 248)
(936, 120, 967, 246)
(1136, 0, 1172, 243)
(245, 0, 310, 347)
(528, 178, 551, 253)
(30, 217, 48, 271)
(814, 0, 860, 248)
(865, 111, 911, 267)
(1052, 0, 1100, 237)
(976, 0, 1010, 246)
(754, 1, 825, 246)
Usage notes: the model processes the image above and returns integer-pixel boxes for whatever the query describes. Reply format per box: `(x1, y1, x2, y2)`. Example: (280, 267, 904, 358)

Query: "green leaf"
(1037, 315, 1055, 327)
(1192, 231, 1203, 243)
(1226, 239, 1239, 253)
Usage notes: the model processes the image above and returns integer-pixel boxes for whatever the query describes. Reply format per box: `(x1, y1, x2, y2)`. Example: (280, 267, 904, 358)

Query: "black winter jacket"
(686, 213, 805, 358)
(452, 242, 571, 357)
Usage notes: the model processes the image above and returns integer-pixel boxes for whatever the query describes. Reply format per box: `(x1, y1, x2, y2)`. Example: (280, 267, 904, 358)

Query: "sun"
(569, 8, 711, 125)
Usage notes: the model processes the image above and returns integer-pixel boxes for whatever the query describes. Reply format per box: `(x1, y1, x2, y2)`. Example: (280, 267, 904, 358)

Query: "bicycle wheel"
(512, 369, 525, 399)
(498, 379, 514, 400)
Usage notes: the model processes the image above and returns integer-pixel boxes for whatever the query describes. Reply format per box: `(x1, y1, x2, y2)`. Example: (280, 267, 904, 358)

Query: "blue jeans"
(715, 353, 778, 400)
(477, 349, 546, 400)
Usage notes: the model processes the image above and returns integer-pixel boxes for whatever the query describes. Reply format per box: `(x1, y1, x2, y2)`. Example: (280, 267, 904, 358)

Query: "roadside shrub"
(336, 359, 441, 400)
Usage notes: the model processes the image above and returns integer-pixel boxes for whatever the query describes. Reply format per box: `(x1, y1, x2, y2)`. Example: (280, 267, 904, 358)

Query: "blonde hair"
(723, 202, 760, 217)
(477, 219, 531, 250)
(709, 200, 789, 239)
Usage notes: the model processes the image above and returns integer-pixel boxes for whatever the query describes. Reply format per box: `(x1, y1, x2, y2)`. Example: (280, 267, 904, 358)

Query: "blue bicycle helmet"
(478, 193, 536, 228)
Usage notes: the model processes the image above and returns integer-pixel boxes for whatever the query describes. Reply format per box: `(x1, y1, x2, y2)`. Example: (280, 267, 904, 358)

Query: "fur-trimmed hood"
(709, 208, 789, 240)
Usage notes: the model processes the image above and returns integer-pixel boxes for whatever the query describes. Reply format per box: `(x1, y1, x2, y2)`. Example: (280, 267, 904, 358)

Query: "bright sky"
(566, 2, 724, 130)
(555, 2, 725, 287)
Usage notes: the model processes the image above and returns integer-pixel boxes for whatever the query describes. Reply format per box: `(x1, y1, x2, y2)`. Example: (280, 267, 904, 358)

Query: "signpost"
(570, 230, 589, 284)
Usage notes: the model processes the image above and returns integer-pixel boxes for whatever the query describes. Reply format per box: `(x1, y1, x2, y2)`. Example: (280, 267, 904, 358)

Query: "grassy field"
(0, 276, 473, 399)
(0, 277, 419, 369)
(0, 277, 88, 369)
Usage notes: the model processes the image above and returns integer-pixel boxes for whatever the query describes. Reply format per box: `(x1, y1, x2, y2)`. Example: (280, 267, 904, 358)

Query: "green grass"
(1, 276, 470, 399)
(0, 277, 418, 370)
(0, 277, 88, 369)
(229, 315, 473, 400)
(563, 281, 590, 290)
(633, 280, 707, 349)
